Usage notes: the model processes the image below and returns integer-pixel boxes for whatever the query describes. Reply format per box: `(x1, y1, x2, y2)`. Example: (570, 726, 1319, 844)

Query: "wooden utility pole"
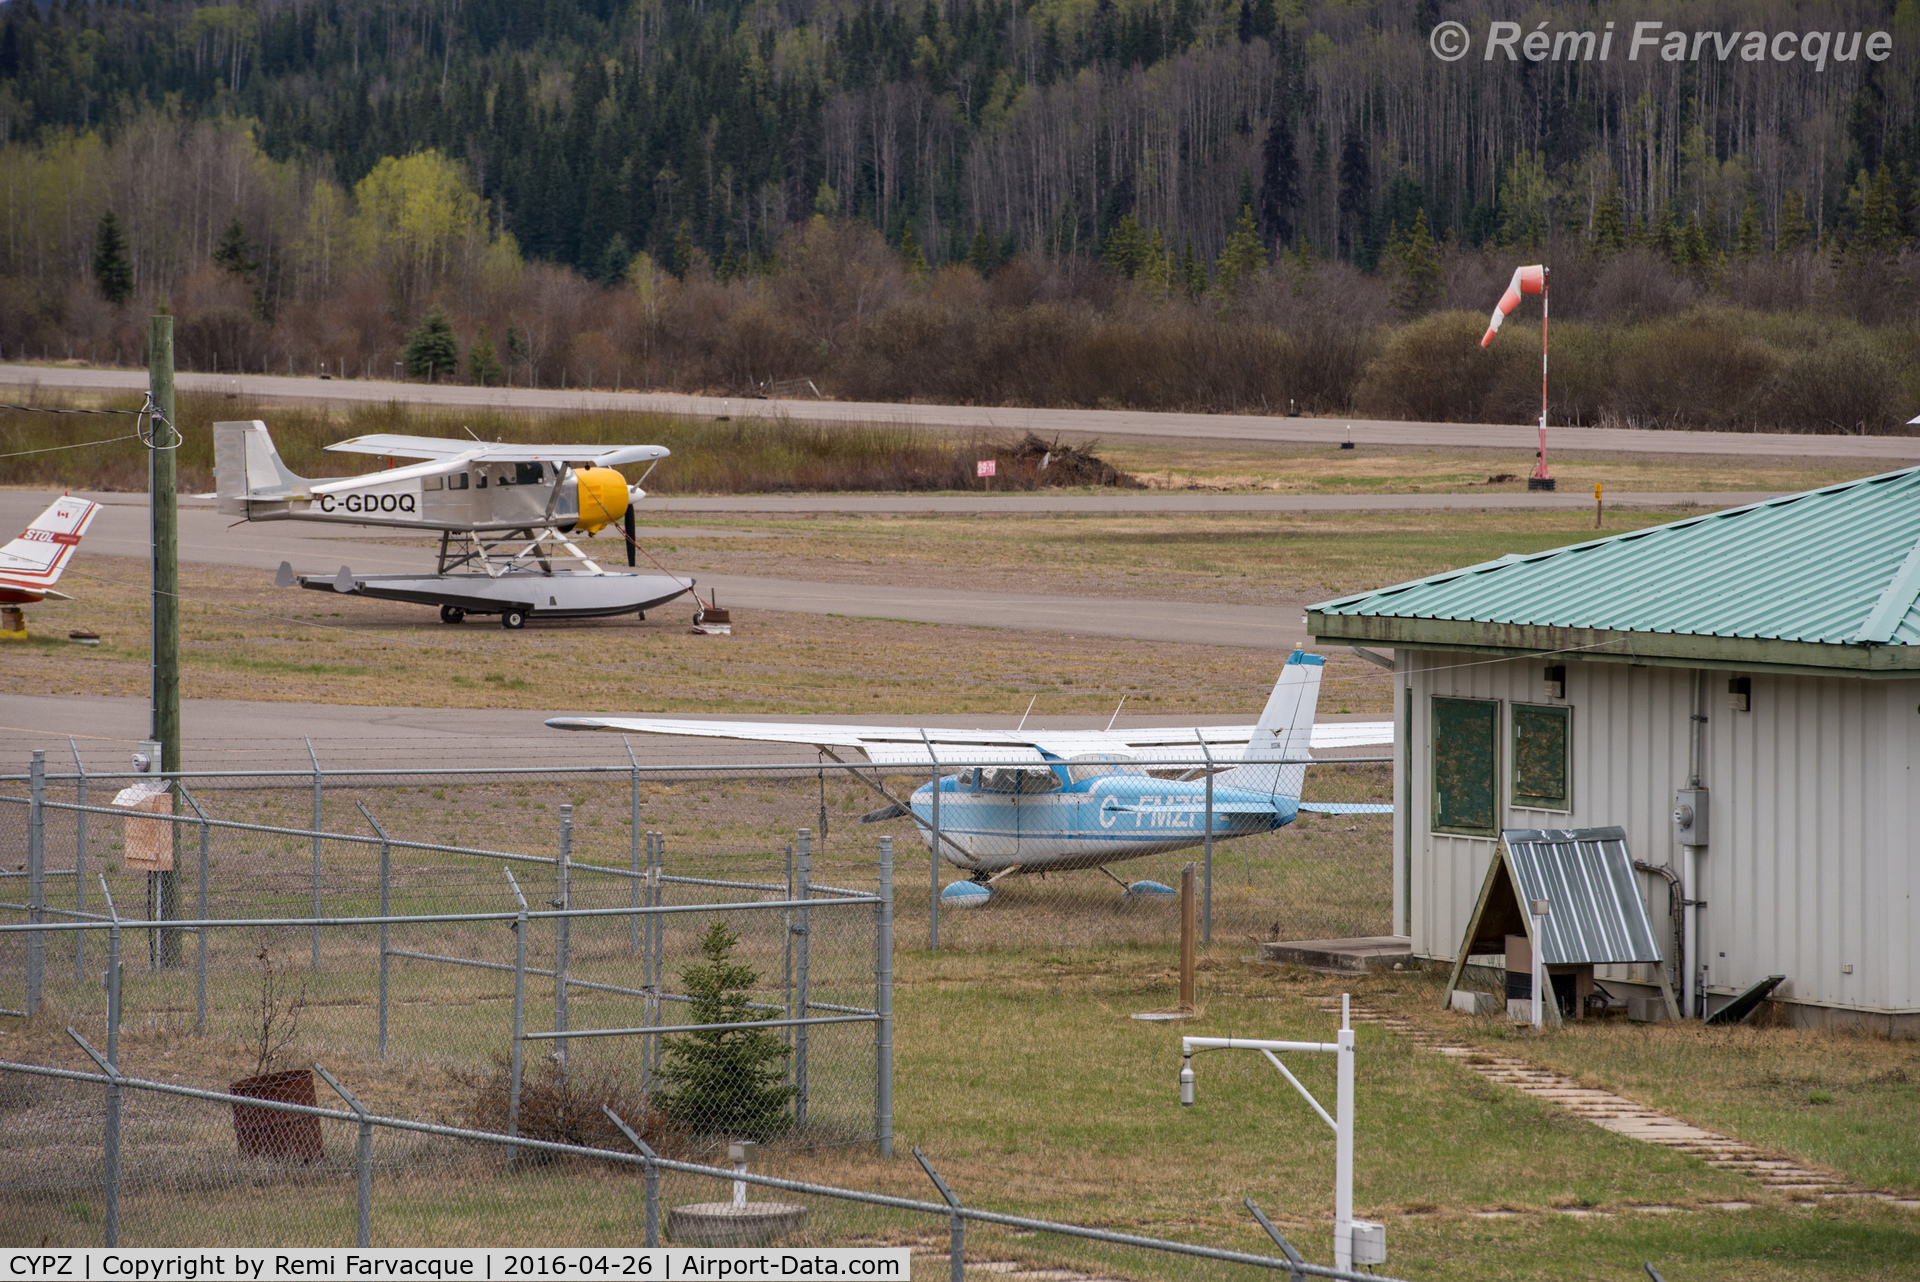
(149, 315, 182, 963)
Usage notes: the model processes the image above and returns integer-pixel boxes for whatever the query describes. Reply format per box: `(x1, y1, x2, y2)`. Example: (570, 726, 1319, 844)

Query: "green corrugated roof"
(1309, 467, 1920, 662)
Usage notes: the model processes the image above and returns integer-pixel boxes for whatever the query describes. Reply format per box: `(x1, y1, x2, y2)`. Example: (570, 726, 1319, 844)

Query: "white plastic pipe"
(1532, 910, 1545, 1030)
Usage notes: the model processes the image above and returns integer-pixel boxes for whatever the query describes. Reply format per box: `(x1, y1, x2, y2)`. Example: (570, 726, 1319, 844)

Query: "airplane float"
(214, 420, 695, 628)
(1, 494, 103, 639)
(549, 651, 1393, 901)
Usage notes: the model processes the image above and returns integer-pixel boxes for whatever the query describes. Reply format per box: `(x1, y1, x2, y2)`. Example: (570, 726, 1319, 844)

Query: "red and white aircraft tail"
(0, 495, 103, 603)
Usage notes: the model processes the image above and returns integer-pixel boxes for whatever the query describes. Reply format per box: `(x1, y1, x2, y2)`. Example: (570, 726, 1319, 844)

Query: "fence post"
(555, 805, 571, 1065)
(929, 758, 941, 951)
(876, 835, 893, 1156)
(177, 785, 210, 1032)
(783, 841, 795, 1060)
(602, 1107, 660, 1248)
(625, 738, 641, 956)
(306, 737, 322, 969)
(505, 868, 528, 1163)
(315, 1066, 374, 1248)
(793, 828, 811, 1131)
(1200, 735, 1214, 945)
(71, 737, 86, 984)
(914, 1148, 964, 1282)
(102, 877, 122, 1247)
(650, 832, 664, 1080)
(358, 802, 392, 1059)
(26, 749, 44, 1017)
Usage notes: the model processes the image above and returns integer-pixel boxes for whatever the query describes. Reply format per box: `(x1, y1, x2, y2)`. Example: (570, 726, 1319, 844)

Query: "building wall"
(1402, 651, 1920, 1017)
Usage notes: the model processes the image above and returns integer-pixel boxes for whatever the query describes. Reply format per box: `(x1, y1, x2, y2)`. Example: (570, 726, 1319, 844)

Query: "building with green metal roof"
(1308, 467, 1920, 1036)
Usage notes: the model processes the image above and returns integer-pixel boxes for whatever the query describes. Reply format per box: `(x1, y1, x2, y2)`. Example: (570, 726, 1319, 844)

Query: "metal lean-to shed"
(1444, 827, 1680, 1025)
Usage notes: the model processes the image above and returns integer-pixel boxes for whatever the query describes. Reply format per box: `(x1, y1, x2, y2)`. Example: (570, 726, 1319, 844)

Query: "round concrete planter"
(668, 1202, 808, 1246)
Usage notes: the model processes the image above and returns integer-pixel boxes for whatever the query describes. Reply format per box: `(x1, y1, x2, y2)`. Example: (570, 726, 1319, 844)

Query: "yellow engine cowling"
(573, 466, 630, 532)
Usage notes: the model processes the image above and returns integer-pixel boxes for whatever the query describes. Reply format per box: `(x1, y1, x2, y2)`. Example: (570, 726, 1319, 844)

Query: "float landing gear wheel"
(501, 608, 528, 630)
(439, 605, 466, 625)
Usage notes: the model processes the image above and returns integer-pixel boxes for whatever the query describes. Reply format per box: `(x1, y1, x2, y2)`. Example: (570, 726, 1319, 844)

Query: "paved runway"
(11, 485, 1762, 652)
(8, 362, 1917, 460)
(1, 488, 1319, 649)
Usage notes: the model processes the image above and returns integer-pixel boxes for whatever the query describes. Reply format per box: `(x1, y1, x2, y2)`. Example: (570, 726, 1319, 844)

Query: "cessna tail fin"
(215, 420, 312, 516)
(0, 494, 101, 597)
(1212, 650, 1324, 799)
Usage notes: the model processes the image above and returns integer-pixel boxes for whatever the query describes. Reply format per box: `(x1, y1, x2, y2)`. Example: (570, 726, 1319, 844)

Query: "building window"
(1511, 703, 1570, 811)
(1432, 697, 1499, 836)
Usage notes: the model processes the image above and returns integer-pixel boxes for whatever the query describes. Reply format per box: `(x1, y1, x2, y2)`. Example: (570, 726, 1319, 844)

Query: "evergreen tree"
(212, 216, 258, 279)
(1257, 111, 1297, 249)
(1590, 181, 1626, 255)
(671, 220, 695, 278)
(403, 305, 460, 381)
(505, 323, 531, 381)
(899, 223, 929, 278)
(1102, 213, 1149, 278)
(1180, 237, 1207, 297)
(1390, 209, 1442, 315)
(1777, 192, 1814, 253)
(1138, 227, 1171, 296)
(1859, 164, 1900, 254)
(654, 920, 795, 1138)
(1732, 200, 1762, 261)
(1680, 213, 1708, 270)
(1650, 205, 1679, 263)
(1214, 204, 1267, 294)
(466, 326, 504, 387)
(93, 209, 133, 306)
(1336, 126, 1372, 266)
(998, 229, 1019, 264)
(967, 226, 995, 275)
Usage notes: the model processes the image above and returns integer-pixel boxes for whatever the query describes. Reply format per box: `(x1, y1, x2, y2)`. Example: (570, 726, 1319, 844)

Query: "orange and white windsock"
(1481, 264, 1545, 347)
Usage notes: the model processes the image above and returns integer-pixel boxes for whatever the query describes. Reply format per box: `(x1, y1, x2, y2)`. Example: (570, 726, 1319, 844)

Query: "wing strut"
(816, 747, 976, 867)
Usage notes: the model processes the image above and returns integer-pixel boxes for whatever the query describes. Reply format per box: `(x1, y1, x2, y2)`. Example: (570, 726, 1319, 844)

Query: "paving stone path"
(1309, 996, 1920, 1212)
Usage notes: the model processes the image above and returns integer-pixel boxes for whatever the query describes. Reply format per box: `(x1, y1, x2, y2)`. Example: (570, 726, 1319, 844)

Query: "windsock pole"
(1536, 268, 1550, 486)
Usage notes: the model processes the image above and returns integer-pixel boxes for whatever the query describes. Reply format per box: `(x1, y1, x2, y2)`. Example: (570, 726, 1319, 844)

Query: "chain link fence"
(0, 1052, 1409, 1282)
(2, 748, 1401, 1275)
(1, 748, 1390, 967)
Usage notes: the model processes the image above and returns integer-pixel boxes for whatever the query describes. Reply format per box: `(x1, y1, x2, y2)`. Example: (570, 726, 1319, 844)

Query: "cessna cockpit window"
(472, 470, 487, 488)
(1064, 754, 1151, 785)
(448, 473, 469, 490)
(973, 766, 1063, 794)
(515, 462, 546, 485)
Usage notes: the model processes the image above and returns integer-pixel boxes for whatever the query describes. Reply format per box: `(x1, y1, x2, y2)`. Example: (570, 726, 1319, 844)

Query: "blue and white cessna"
(549, 652, 1392, 883)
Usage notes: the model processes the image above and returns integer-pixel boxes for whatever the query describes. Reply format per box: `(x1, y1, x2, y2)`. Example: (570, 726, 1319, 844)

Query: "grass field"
(5, 946, 1917, 1278)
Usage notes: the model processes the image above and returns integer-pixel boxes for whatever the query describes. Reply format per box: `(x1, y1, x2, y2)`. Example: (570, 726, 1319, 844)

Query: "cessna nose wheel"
(439, 605, 466, 625)
(501, 608, 528, 630)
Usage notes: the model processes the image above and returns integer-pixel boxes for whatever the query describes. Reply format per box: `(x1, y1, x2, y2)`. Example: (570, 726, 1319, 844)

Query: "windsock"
(1481, 264, 1545, 347)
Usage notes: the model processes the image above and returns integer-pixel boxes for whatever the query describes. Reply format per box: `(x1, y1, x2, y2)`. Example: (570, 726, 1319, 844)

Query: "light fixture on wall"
(1543, 665, 1566, 699)
(1728, 676, 1751, 712)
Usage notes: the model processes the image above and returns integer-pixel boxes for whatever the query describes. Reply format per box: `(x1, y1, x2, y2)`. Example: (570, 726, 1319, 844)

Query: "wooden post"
(1179, 862, 1196, 1013)
(148, 315, 182, 965)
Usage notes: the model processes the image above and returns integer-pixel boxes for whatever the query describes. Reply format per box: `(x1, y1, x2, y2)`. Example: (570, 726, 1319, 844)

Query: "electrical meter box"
(1673, 788, 1708, 846)
(1350, 1220, 1387, 1266)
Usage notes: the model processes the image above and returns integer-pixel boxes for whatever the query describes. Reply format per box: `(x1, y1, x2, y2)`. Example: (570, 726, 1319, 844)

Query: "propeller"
(624, 505, 636, 567)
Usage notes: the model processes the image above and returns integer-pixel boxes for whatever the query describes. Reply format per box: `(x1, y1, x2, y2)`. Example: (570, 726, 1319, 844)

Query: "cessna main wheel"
(439, 605, 466, 625)
(501, 608, 528, 630)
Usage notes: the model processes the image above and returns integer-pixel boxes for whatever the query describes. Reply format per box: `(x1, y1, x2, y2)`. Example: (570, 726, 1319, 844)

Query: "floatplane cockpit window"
(1064, 754, 1150, 785)
(449, 472, 469, 490)
(970, 766, 1064, 794)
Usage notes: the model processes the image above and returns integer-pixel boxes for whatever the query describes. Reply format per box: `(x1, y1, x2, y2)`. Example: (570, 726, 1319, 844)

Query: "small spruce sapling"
(654, 920, 795, 1137)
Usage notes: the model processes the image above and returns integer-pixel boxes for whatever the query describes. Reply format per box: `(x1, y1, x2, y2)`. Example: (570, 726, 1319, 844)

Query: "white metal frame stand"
(1180, 994, 1362, 1271)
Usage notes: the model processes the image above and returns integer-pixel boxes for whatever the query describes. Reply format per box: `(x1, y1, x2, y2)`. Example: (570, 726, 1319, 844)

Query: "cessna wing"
(326, 434, 669, 469)
(542, 716, 1392, 765)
